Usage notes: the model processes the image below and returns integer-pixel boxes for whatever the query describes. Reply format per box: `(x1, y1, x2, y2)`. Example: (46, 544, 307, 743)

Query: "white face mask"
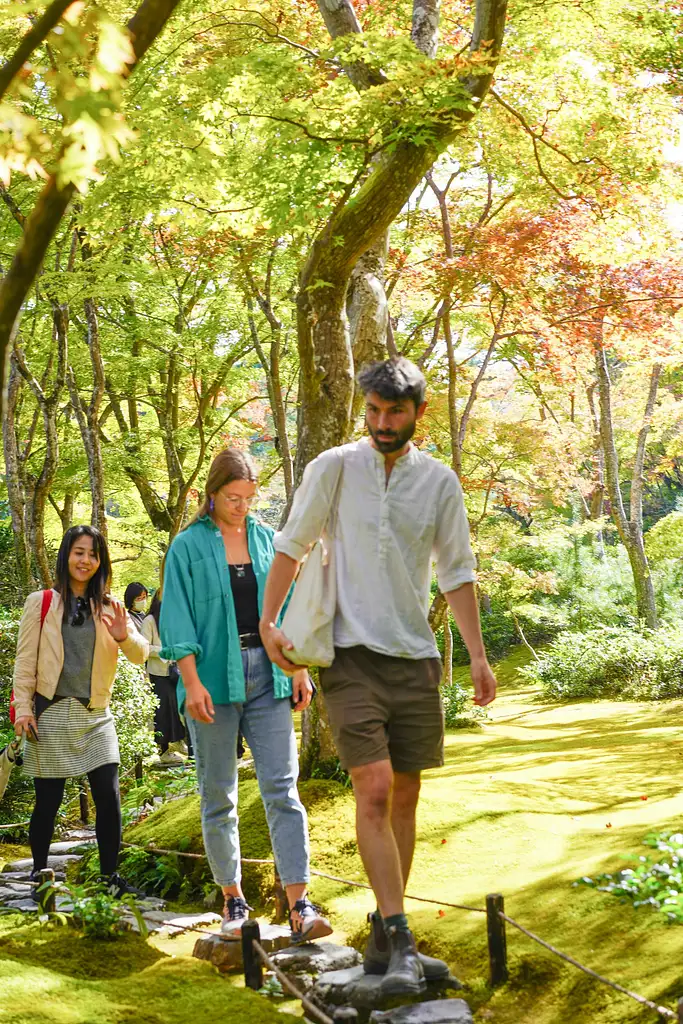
(134, 597, 147, 611)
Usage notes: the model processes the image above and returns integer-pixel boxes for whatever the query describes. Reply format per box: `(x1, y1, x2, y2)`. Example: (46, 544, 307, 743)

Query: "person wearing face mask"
(124, 583, 149, 630)
(159, 447, 332, 945)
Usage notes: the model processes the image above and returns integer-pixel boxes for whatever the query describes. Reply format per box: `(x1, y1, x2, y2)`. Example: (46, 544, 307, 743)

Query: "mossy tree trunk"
(593, 332, 660, 629)
(296, 0, 508, 775)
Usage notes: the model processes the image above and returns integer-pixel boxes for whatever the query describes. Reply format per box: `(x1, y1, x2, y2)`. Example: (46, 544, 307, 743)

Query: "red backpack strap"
(9, 590, 53, 724)
(40, 588, 53, 627)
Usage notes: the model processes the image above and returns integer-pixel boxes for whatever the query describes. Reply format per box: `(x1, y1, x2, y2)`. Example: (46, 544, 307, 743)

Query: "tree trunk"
(67, 291, 108, 538)
(299, 680, 340, 780)
(442, 613, 453, 687)
(593, 338, 658, 628)
(2, 358, 33, 598)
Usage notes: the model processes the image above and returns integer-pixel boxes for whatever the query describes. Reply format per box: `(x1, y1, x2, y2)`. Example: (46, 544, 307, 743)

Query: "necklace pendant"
(235, 564, 246, 579)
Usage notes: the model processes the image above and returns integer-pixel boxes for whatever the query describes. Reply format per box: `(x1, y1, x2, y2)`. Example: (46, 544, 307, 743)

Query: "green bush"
(576, 831, 683, 924)
(521, 626, 683, 701)
(449, 602, 561, 666)
(440, 678, 488, 728)
(109, 656, 158, 771)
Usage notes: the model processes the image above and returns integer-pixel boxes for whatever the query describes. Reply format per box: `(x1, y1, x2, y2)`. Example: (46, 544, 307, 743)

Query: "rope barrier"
(120, 841, 485, 912)
(252, 938, 335, 1024)
(499, 912, 677, 1020)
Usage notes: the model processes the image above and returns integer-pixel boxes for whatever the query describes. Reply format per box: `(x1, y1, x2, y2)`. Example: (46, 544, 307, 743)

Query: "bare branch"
(0, 0, 75, 102)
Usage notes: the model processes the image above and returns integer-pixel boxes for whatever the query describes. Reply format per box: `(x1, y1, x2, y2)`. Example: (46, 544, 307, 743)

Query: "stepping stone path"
(269, 940, 362, 993)
(193, 922, 293, 972)
(310, 965, 465, 1024)
(191, 923, 471, 1024)
(1, 835, 473, 1023)
(0, 829, 166, 920)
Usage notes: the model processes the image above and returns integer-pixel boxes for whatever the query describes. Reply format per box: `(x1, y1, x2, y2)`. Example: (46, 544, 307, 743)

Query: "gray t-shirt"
(55, 598, 96, 701)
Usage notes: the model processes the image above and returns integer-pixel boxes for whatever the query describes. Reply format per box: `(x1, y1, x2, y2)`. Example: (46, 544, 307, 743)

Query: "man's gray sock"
(383, 912, 410, 934)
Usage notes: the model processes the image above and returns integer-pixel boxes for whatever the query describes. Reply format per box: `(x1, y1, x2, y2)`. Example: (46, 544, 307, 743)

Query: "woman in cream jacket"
(12, 525, 148, 898)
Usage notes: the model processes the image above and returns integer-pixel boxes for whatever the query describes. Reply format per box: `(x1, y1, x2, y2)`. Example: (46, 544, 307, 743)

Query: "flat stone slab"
(313, 966, 462, 1018)
(48, 840, 94, 854)
(370, 1001, 473, 1023)
(0, 884, 32, 900)
(128, 911, 220, 936)
(193, 922, 292, 972)
(271, 941, 362, 977)
(5, 855, 81, 873)
(0, 871, 65, 883)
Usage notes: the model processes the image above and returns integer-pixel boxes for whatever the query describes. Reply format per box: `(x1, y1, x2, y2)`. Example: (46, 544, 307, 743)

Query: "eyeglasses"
(221, 494, 257, 509)
(71, 597, 89, 627)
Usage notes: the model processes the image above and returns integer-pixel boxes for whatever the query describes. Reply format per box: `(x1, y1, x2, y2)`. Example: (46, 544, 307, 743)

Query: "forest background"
(1, 0, 683, 782)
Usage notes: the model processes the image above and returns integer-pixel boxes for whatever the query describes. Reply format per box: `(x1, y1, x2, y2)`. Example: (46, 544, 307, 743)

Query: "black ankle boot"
(378, 925, 426, 997)
(364, 911, 450, 981)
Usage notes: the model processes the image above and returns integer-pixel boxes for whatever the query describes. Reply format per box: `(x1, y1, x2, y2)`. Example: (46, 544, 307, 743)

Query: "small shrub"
(521, 626, 683, 701)
(110, 657, 158, 771)
(69, 885, 122, 940)
(441, 679, 488, 728)
(576, 832, 683, 924)
(120, 764, 198, 828)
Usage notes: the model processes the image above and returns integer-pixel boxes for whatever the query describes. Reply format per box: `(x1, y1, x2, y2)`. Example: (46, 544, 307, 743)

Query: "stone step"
(193, 922, 292, 972)
(0, 871, 66, 886)
(312, 966, 463, 1023)
(123, 910, 220, 936)
(269, 941, 362, 993)
(48, 840, 94, 854)
(3, 855, 82, 873)
(370, 1001, 473, 1023)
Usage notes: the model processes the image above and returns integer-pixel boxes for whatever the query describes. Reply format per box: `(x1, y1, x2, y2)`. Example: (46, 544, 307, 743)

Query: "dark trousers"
(29, 762, 121, 876)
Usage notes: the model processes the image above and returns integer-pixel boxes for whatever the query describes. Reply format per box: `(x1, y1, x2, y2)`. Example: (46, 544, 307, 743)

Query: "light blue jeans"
(187, 647, 310, 887)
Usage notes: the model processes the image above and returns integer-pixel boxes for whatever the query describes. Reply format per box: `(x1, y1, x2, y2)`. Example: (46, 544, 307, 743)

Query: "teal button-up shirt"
(159, 515, 292, 706)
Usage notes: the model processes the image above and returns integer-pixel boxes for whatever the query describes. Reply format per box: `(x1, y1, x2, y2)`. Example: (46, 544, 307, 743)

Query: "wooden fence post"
(486, 893, 508, 987)
(677, 997, 683, 1023)
(273, 868, 288, 923)
(242, 919, 263, 991)
(35, 868, 55, 913)
(78, 780, 89, 825)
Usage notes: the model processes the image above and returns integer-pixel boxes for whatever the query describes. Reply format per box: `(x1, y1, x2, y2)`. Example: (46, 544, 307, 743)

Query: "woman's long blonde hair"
(187, 448, 258, 527)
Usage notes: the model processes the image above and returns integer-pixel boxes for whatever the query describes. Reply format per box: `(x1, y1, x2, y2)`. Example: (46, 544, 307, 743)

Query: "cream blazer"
(12, 589, 149, 719)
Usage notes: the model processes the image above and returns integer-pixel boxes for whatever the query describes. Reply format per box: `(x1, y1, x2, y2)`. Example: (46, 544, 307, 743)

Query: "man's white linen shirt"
(274, 438, 477, 660)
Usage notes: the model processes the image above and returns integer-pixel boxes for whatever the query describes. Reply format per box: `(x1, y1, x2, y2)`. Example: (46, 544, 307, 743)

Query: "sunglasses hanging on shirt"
(71, 596, 89, 627)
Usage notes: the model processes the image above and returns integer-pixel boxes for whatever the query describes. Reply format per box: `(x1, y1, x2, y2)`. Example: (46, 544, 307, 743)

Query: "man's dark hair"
(356, 357, 427, 409)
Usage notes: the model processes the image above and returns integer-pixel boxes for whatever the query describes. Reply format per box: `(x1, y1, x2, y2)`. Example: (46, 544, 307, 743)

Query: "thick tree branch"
(0, 0, 182, 416)
(0, 0, 75, 102)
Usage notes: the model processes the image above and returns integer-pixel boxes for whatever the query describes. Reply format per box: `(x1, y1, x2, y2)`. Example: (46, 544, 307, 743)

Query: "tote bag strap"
(320, 450, 344, 540)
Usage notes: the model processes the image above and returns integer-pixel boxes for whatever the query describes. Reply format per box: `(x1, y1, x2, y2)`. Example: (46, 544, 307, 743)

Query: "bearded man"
(260, 356, 497, 996)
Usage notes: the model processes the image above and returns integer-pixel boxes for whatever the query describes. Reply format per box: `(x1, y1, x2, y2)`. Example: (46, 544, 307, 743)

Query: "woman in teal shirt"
(160, 448, 332, 943)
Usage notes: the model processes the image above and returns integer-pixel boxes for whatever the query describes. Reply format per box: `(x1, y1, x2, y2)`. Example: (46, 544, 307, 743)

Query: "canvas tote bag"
(281, 451, 344, 668)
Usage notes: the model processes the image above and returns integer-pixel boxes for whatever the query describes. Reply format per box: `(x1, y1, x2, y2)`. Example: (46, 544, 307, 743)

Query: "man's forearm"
(444, 583, 487, 662)
(261, 551, 299, 626)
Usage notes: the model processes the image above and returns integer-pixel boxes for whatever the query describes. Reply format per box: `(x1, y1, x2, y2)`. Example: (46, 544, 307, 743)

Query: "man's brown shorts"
(318, 645, 444, 773)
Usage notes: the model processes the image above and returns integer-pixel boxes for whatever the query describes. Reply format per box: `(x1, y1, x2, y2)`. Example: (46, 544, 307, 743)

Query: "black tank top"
(229, 563, 259, 635)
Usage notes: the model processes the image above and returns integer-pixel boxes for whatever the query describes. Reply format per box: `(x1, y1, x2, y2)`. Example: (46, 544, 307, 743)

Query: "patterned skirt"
(23, 698, 120, 778)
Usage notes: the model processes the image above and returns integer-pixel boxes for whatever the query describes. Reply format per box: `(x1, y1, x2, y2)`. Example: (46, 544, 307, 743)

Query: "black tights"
(30, 763, 121, 876)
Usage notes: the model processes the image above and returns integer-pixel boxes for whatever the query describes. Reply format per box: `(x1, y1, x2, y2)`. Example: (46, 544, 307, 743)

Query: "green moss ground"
(0, 915, 294, 1024)
(130, 648, 683, 1023)
(3, 646, 683, 1022)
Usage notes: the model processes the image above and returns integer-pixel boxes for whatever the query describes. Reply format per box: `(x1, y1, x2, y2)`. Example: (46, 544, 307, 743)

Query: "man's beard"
(366, 417, 416, 454)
